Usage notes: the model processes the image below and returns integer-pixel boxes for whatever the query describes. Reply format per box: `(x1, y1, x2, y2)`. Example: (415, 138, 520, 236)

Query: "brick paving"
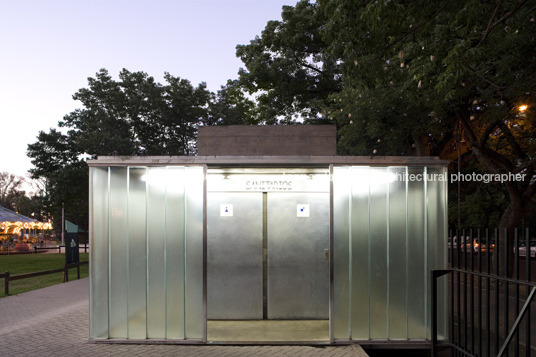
(0, 279, 367, 357)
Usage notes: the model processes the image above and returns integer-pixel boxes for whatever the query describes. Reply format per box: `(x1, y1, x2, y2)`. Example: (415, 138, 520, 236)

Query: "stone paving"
(0, 279, 368, 357)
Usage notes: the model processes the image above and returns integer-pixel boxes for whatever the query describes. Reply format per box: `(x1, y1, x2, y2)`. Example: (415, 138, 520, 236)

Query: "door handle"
(324, 249, 329, 260)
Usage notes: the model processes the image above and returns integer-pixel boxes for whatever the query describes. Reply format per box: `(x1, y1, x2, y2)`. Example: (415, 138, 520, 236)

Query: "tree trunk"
(413, 134, 430, 156)
(497, 196, 524, 277)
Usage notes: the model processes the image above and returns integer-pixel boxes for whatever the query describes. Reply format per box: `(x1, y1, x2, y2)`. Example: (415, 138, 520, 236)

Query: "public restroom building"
(88, 125, 447, 346)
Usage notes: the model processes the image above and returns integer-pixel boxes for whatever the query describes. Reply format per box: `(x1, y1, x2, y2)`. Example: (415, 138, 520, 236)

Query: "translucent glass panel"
(184, 167, 204, 339)
(109, 167, 128, 338)
(147, 168, 166, 338)
(407, 167, 426, 339)
(164, 167, 186, 339)
(369, 167, 388, 338)
(128, 168, 147, 339)
(388, 167, 408, 339)
(89, 166, 204, 341)
(349, 167, 370, 339)
(332, 166, 447, 341)
(426, 167, 448, 339)
(89, 167, 109, 339)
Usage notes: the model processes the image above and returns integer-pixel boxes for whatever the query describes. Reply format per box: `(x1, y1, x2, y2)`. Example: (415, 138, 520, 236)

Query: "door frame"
(201, 165, 334, 344)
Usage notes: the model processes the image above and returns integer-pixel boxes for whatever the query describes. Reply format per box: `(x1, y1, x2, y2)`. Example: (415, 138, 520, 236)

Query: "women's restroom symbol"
(220, 204, 233, 216)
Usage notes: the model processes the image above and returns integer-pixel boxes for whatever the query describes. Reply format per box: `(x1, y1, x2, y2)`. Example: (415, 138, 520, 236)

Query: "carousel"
(0, 205, 53, 253)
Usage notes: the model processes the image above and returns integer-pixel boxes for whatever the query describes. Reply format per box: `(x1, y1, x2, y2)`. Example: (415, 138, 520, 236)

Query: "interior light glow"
(348, 167, 399, 196)
(141, 168, 185, 188)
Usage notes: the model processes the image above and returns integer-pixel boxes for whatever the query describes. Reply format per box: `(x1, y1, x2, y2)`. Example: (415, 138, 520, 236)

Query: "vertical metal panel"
(318, 165, 447, 341)
(184, 167, 204, 338)
(423, 167, 429, 339)
(406, 167, 426, 339)
(146, 167, 167, 338)
(89, 167, 109, 339)
(387, 167, 408, 339)
(207, 192, 263, 319)
(267, 192, 329, 319)
(262, 193, 268, 319)
(329, 165, 334, 343)
(202, 165, 207, 343)
(332, 167, 351, 339)
(350, 167, 371, 340)
(165, 167, 186, 339)
(91, 165, 206, 341)
(369, 167, 388, 339)
(127, 168, 148, 339)
(426, 166, 448, 339)
(109, 167, 128, 338)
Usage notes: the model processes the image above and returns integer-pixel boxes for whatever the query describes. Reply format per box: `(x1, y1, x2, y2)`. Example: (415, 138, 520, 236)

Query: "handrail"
(497, 286, 536, 357)
(432, 267, 536, 357)
(448, 267, 536, 287)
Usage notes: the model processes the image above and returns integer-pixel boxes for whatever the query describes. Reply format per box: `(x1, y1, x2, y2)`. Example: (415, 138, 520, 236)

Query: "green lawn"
(0, 253, 88, 298)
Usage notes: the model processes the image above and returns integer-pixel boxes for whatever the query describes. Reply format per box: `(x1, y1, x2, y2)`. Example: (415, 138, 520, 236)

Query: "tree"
(0, 172, 25, 209)
(207, 80, 259, 125)
(236, 0, 341, 124)
(0, 172, 47, 221)
(59, 69, 215, 156)
(27, 129, 87, 231)
(319, 0, 536, 274)
(238, 0, 535, 273)
(28, 68, 255, 230)
(447, 155, 508, 228)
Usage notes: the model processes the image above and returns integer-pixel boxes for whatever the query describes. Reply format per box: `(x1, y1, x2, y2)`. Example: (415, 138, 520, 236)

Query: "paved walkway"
(0, 279, 367, 356)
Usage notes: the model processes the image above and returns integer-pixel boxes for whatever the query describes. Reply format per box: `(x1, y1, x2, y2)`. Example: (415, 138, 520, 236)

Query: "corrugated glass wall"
(333, 166, 447, 341)
(89, 166, 204, 340)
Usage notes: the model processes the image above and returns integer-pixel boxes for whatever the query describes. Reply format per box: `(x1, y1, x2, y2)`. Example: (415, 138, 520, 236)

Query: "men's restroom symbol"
(297, 204, 310, 217)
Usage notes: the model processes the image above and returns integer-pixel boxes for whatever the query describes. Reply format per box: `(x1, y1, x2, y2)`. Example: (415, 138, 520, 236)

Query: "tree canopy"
(27, 68, 257, 229)
(0, 172, 45, 221)
(319, 0, 536, 238)
(321, 0, 535, 156)
(27, 1, 536, 259)
(236, 0, 341, 124)
(237, 0, 536, 273)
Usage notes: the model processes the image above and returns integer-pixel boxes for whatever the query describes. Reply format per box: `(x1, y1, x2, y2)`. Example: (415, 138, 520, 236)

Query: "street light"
(518, 104, 528, 112)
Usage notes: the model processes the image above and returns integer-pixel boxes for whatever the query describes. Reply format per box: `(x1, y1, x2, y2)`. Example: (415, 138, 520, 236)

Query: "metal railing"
(432, 228, 536, 356)
(33, 244, 89, 254)
(0, 243, 89, 255)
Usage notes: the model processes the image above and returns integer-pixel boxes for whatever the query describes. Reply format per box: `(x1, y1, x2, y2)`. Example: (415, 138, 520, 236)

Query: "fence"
(1, 244, 89, 255)
(432, 228, 536, 356)
(1, 261, 89, 295)
(33, 244, 89, 254)
(33, 245, 64, 254)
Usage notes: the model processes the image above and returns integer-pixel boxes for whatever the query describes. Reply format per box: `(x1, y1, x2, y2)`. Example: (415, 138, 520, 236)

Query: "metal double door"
(207, 191, 329, 320)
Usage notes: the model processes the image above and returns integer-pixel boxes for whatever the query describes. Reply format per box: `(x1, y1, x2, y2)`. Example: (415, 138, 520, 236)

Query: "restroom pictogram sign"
(297, 204, 310, 217)
(220, 204, 233, 216)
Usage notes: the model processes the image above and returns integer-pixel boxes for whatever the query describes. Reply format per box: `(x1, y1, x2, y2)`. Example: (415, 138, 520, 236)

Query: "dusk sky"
(0, 0, 296, 179)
